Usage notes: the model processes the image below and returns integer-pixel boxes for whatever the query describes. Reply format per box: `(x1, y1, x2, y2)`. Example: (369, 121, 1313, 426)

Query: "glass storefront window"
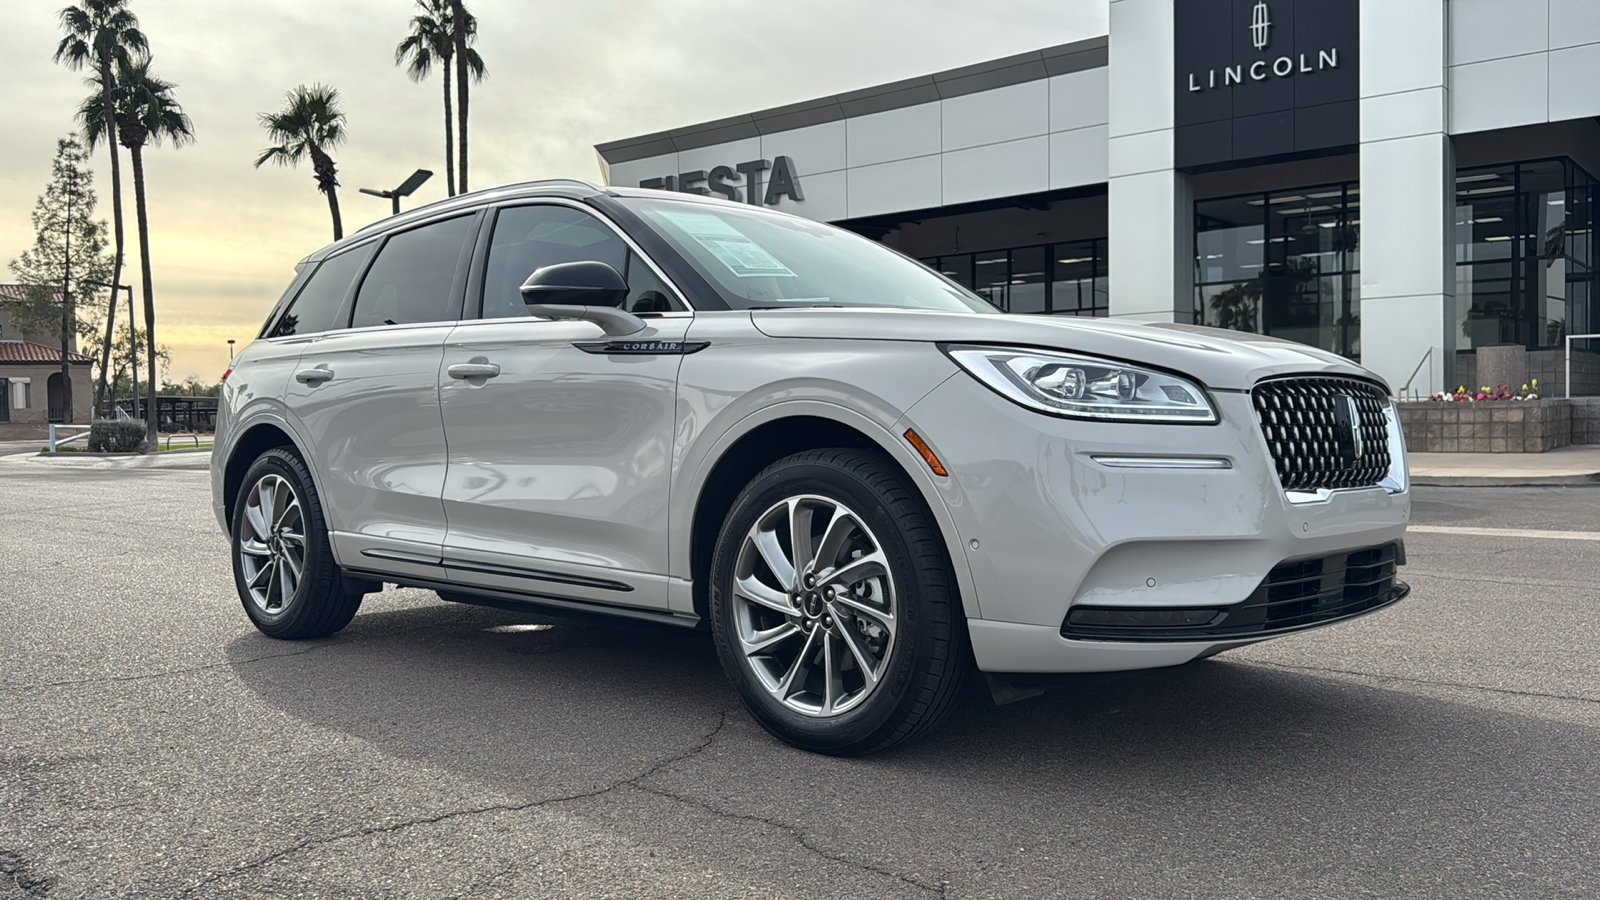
(1195, 182, 1361, 359)
(1455, 158, 1597, 351)
(918, 238, 1108, 317)
(973, 250, 1010, 309)
(1009, 246, 1047, 313)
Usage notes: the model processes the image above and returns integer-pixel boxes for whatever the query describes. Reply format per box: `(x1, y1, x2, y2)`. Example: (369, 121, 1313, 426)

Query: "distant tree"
(55, 0, 148, 418)
(161, 374, 221, 397)
(80, 58, 195, 446)
(104, 320, 170, 410)
(255, 85, 349, 239)
(395, 0, 483, 198)
(7, 135, 114, 424)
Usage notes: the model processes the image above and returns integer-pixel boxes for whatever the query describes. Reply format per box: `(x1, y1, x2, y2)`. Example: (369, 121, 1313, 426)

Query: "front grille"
(1252, 376, 1391, 491)
(1061, 543, 1407, 642)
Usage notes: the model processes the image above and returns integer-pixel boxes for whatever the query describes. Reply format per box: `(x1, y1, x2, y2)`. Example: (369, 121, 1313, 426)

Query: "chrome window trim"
(483, 196, 697, 316)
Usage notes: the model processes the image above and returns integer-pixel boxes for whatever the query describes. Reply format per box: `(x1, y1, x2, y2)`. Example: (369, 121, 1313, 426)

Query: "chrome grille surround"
(1251, 376, 1392, 492)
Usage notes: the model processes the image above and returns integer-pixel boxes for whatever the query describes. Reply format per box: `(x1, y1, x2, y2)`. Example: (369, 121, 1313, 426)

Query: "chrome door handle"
(447, 362, 501, 380)
(294, 366, 334, 385)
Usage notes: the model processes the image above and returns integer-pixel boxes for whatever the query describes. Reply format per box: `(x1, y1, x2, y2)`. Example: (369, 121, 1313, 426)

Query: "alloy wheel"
(237, 473, 307, 615)
(731, 494, 898, 717)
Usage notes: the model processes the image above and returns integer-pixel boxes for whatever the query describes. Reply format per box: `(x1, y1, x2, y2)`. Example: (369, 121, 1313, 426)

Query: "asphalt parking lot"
(3, 456, 1598, 898)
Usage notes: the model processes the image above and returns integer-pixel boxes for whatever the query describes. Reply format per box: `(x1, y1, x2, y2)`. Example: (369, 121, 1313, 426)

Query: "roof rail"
(349, 178, 610, 237)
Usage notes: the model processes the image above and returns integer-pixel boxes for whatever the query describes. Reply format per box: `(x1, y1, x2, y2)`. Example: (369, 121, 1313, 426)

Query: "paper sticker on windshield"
(658, 210, 796, 278)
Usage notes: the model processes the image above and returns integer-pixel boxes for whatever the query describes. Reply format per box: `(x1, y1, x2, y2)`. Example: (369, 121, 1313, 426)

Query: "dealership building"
(595, 0, 1600, 396)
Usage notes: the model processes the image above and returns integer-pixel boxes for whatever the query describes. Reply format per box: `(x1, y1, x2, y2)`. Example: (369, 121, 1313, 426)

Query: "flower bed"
(1398, 398, 1571, 453)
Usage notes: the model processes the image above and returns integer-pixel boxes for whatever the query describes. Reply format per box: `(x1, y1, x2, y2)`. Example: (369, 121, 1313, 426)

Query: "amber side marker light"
(903, 429, 948, 476)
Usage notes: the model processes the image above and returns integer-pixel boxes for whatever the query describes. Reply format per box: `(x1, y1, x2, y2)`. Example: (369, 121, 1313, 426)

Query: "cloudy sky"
(2, 0, 1107, 382)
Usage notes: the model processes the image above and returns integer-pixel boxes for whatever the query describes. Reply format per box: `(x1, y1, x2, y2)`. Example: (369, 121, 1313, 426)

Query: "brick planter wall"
(1398, 399, 1572, 452)
(1573, 399, 1600, 445)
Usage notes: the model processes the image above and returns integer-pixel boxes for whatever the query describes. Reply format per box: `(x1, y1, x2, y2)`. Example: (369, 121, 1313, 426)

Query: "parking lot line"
(1409, 525, 1600, 542)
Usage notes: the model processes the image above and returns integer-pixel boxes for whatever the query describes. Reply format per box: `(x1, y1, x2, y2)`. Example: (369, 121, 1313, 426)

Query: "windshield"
(622, 197, 997, 313)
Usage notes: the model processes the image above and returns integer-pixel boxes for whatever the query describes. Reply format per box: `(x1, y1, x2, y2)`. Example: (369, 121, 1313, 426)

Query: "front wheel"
(709, 449, 970, 755)
(231, 448, 364, 639)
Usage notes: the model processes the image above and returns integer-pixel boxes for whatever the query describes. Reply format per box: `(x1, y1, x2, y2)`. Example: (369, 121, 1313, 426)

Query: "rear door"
(438, 202, 691, 611)
(285, 212, 480, 580)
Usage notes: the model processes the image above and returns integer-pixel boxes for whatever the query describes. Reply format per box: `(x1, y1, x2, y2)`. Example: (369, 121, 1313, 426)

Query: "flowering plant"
(1428, 379, 1539, 402)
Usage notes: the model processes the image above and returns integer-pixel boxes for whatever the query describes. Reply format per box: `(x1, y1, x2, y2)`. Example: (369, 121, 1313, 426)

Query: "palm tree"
(55, 0, 147, 417)
(80, 58, 194, 446)
(255, 85, 349, 240)
(448, 0, 487, 194)
(395, 0, 484, 198)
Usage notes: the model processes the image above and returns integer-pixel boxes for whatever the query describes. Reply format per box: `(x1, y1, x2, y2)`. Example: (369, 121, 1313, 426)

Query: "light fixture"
(359, 168, 434, 216)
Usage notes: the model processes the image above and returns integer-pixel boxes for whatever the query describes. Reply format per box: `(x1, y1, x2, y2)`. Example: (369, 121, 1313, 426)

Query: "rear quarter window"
(268, 243, 377, 337)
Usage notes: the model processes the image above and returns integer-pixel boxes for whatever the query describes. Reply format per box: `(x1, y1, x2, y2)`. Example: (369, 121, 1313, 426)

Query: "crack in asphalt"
(6, 646, 329, 693)
(628, 779, 949, 897)
(174, 711, 733, 898)
(1239, 659, 1600, 706)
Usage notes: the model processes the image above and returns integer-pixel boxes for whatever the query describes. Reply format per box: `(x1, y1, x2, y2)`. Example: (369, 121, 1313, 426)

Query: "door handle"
(294, 366, 334, 385)
(447, 362, 501, 380)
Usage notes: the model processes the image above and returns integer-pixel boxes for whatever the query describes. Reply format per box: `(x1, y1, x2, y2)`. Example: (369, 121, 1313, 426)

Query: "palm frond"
(54, 33, 91, 68)
(109, 57, 194, 149)
(253, 84, 346, 171)
(462, 46, 487, 81)
(253, 145, 296, 168)
(75, 89, 112, 150)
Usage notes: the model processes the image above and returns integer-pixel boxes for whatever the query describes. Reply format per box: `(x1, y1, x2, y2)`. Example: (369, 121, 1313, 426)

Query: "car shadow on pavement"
(224, 596, 1600, 895)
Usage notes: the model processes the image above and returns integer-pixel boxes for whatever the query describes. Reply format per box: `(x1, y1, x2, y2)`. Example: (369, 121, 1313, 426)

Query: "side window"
(481, 205, 679, 318)
(350, 214, 476, 329)
(268, 244, 375, 337)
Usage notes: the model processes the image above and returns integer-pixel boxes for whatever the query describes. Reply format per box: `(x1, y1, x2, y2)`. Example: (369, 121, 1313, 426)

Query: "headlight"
(945, 345, 1218, 424)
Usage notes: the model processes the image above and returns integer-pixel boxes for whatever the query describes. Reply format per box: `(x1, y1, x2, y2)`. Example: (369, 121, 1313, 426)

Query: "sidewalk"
(0, 448, 211, 472)
(0, 440, 47, 457)
(1410, 444, 1600, 486)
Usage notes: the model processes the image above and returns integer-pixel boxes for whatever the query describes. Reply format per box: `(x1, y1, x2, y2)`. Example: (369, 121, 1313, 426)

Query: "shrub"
(88, 419, 146, 453)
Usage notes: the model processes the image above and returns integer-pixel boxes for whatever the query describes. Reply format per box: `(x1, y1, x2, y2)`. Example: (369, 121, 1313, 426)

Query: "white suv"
(213, 180, 1410, 755)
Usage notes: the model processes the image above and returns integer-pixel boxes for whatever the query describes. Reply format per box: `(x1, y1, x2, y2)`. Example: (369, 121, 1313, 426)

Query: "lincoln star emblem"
(1333, 393, 1364, 462)
(1251, 1, 1273, 51)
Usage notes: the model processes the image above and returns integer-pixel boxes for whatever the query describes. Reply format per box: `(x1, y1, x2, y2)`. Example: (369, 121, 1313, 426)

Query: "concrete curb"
(1412, 472, 1600, 487)
(2, 450, 211, 470)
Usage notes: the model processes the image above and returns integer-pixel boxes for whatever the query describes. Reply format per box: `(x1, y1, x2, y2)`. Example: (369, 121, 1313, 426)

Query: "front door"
(439, 202, 691, 611)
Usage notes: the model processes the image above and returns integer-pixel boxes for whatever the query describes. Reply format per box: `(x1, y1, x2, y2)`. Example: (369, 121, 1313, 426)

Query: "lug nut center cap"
(802, 592, 823, 617)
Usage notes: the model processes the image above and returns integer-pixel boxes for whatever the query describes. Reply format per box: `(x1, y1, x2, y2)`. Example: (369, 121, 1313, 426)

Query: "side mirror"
(518, 260, 644, 336)
(519, 260, 629, 307)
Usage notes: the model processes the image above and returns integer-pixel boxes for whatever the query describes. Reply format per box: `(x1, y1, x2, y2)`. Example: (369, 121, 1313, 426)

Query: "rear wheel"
(231, 448, 364, 639)
(710, 449, 969, 755)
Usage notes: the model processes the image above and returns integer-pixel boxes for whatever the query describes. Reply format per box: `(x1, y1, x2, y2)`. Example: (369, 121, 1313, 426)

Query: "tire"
(230, 447, 365, 639)
(709, 448, 970, 756)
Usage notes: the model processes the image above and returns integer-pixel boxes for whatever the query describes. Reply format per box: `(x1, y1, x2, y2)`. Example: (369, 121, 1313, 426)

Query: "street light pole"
(359, 169, 434, 217)
(227, 339, 236, 362)
(81, 280, 138, 422)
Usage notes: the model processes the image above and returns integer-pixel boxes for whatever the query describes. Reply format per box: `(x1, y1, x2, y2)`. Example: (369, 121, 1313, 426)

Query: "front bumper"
(902, 377, 1411, 674)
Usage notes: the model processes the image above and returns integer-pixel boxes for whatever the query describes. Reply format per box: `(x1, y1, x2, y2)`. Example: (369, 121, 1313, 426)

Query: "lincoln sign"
(1173, 0, 1359, 169)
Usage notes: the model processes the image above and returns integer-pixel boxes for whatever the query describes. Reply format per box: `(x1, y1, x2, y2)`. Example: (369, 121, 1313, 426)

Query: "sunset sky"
(2, 0, 1107, 383)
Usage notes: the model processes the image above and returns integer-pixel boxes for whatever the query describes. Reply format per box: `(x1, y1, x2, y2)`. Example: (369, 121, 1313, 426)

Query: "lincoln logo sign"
(1251, 1, 1272, 51)
(1187, 2, 1342, 93)
(638, 156, 803, 207)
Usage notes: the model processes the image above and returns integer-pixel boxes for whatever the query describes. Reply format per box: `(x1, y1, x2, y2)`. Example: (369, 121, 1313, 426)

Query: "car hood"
(749, 308, 1383, 392)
